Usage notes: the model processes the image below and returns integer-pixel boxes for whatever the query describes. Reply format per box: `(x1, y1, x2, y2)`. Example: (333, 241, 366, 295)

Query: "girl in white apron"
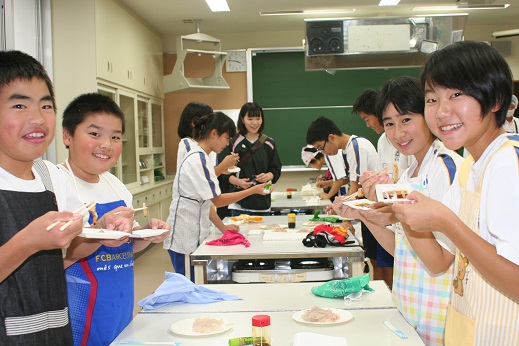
(392, 41, 519, 345)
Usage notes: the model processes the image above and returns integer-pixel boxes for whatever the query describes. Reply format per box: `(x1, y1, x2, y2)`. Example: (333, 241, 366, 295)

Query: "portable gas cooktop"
(231, 258, 334, 283)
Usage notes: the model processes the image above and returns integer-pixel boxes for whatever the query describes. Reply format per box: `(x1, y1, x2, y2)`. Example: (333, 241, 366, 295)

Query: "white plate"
(227, 166, 241, 173)
(79, 228, 129, 239)
(292, 308, 354, 325)
(260, 224, 288, 230)
(342, 199, 375, 211)
(170, 318, 233, 336)
(130, 228, 169, 238)
(375, 183, 413, 203)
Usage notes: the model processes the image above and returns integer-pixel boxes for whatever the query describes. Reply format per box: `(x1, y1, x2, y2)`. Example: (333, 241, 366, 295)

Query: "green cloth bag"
(309, 211, 341, 223)
(311, 274, 373, 298)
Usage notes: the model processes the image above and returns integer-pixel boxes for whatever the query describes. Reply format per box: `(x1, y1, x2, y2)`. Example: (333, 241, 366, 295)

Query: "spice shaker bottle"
(287, 213, 296, 229)
(252, 314, 271, 346)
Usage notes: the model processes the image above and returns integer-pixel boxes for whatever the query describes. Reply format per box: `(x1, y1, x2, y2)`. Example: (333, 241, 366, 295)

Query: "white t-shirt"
(57, 164, 139, 228)
(0, 160, 87, 223)
(438, 134, 519, 265)
(343, 135, 380, 182)
(503, 117, 519, 134)
(165, 146, 220, 254)
(377, 132, 414, 181)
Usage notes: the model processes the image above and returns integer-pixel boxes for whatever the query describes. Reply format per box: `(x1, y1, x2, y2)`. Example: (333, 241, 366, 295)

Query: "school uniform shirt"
(438, 133, 519, 345)
(0, 160, 86, 345)
(164, 146, 220, 254)
(392, 140, 462, 345)
(377, 132, 414, 181)
(59, 166, 139, 346)
(502, 116, 519, 133)
(177, 137, 217, 167)
(342, 135, 380, 182)
(324, 150, 348, 196)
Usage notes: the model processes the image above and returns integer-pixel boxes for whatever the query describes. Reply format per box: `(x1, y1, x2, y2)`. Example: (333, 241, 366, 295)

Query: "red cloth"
(312, 224, 347, 244)
(206, 230, 251, 247)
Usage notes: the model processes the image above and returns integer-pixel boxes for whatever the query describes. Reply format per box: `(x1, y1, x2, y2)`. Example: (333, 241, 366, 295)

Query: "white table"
(191, 216, 364, 284)
(110, 309, 424, 346)
(270, 191, 331, 211)
(140, 281, 395, 314)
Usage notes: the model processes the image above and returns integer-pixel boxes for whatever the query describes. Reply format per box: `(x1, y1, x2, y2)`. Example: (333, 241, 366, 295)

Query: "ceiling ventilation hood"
(164, 21, 229, 93)
(305, 14, 467, 71)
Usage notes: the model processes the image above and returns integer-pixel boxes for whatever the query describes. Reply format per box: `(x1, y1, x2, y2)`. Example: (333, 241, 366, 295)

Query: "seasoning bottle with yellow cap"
(287, 213, 296, 229)
(252, 315, 271, 346)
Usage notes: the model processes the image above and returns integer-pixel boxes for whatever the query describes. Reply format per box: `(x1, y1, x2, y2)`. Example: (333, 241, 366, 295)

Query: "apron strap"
(33, 159, 54, 192)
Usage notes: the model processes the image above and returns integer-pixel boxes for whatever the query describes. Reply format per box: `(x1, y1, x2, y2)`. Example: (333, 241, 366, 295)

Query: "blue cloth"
(138, 272, 241, 310)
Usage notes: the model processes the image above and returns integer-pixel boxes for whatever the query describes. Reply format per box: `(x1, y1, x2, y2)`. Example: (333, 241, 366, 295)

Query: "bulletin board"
(251, 50, 420, 166)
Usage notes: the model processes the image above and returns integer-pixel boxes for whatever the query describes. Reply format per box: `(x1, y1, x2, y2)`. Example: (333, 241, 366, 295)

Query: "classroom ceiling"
(117, 0, 516, 38)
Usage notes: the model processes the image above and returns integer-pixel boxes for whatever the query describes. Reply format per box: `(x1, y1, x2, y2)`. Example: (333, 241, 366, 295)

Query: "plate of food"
(130, 228, 169, 238)
(342, 199, 375, 211)
(227, 166, 241, 173)
(292, 306, 353, 325)
(375, 183, 413, 203)
(170, 317, 233, 336)
(230, 214, 263, 223)
(79, 228, 129, 240)
(260, 224, 288, 230)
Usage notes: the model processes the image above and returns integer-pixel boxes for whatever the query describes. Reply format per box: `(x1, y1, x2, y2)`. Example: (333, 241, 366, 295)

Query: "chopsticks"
(343, 191, 359, 202)
(46, 202, 96, 231)
(114, 203, 148, 217)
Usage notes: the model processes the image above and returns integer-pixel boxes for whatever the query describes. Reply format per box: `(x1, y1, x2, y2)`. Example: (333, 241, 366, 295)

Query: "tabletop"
(270, 191, 331, 211)
(139, 280, 395, 314)
(111, 309, 424, 346)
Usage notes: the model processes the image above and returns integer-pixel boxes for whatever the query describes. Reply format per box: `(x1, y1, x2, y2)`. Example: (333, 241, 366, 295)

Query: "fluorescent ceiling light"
(260, 9, 355, 16)
(379, 0, 400, 6)
(205, 0, 229, 12)
(413, 4, 509, 11)
(492, 28, 519, 38)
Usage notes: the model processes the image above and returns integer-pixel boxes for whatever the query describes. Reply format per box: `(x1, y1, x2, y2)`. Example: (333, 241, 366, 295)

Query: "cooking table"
(190, 215, 364, 284)
(270, 191, 331, 212)
(111, 308, 424, 345)
(139, 280, 395, 314)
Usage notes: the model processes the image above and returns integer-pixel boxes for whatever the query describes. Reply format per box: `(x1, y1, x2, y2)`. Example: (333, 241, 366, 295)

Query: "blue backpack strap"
(437, 151, 458, 185)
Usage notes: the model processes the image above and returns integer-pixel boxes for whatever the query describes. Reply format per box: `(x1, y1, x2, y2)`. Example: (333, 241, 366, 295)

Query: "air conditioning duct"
(305, 14, 467, 71)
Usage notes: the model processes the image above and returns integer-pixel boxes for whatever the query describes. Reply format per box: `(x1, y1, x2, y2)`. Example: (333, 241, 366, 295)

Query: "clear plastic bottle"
(252, 315, 271, 346)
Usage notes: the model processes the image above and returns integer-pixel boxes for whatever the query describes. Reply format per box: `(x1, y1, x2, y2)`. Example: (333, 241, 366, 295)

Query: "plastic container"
(287, 213, 296, 229)
(252, 315, 271, 346)
(228, 336, 254, 346)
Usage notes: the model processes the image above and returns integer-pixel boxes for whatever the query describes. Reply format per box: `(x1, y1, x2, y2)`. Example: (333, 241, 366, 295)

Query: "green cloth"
(309, 211, 342, 223)
(311, 274, 373, 298)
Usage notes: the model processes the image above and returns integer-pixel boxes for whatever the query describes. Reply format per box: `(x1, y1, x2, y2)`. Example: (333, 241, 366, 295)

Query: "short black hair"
(62, 93, 125, 139)
(237, 102, 265, 135)
(0, 50, 55, 110)
(177, 101, 213, 138)
(193, 111, 236, 141)
(420, 40, 512, 127)
(352, 89, 378, 116)
(376, 77, 424, 122)
(306, 116, 343, 144)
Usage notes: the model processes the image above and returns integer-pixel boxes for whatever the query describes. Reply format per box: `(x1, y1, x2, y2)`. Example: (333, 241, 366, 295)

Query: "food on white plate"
(192, 317, 225, 333)
(354, 201, 373, 208)
(382, 189, 409, 200)
(301, 306, 340, 323)
(230, 214, 263, 223)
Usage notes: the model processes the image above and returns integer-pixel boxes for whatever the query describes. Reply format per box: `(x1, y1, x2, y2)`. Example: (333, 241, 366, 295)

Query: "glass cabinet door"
(97, 86, 120, 178)
(151, 101, 163, 149)
(137, 98, 149, 149)
(118, 91, 138, 187)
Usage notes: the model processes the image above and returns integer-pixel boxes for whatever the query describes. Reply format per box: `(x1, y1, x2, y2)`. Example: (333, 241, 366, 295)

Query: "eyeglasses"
(315, 139, 328, 152)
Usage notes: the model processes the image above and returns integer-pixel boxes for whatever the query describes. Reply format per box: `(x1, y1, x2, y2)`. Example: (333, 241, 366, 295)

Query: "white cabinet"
(132, 183, 172, 226)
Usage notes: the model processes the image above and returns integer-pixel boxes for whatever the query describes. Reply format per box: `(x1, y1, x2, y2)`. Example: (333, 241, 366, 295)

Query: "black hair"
(306, 116, 343, 144)
(0, 50, 55, 110)
(177, 101, 213, 138)
(420, 40, 512, 127)
(376, 76, 424, 122)
(237, 102, 265, 135)
(62, 93, 125, 139)
(193, 112, 236, 141)
(352, 89, 378, 117)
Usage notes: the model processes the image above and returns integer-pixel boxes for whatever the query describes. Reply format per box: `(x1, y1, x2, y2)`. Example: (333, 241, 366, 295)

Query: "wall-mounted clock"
(225, 50, 247, 72)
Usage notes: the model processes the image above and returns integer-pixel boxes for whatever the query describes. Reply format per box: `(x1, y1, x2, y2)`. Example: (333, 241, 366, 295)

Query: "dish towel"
(293, 332, 347, 346)
(206, 229, 251, 247)
(138, 272, 241, 310)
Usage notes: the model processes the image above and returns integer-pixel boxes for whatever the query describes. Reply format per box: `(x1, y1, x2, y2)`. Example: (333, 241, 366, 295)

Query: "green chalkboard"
(252, 51, 420, 166)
